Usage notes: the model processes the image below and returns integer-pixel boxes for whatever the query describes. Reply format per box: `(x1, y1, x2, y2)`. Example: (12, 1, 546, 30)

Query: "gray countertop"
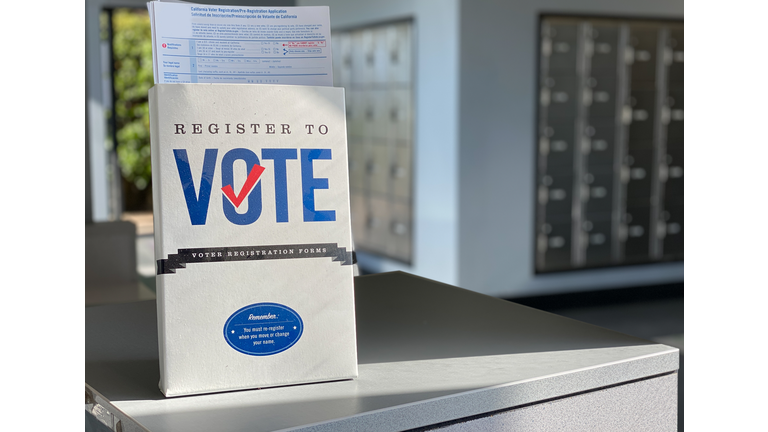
(86, 271, 678, 432)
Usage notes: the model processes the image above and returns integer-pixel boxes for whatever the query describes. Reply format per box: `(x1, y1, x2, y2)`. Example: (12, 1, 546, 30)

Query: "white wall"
(299, 0, 463, 286)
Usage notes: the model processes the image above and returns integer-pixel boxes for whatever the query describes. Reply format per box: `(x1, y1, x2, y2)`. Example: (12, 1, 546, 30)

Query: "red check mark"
(221, 164, 265, 208)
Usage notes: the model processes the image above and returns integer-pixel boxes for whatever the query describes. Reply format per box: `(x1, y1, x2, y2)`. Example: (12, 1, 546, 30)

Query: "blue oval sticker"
(224, 303, 304, 356)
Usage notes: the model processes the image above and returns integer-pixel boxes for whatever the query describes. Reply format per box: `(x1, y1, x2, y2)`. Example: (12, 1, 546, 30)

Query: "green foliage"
(112, 8, 154, 191)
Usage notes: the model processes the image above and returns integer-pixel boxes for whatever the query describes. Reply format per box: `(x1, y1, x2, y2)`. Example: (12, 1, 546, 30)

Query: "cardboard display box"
(149, 84, 357, 397)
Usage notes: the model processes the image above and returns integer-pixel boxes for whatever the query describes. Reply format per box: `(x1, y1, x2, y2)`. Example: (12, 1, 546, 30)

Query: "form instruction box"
(148, 2, 333, 86)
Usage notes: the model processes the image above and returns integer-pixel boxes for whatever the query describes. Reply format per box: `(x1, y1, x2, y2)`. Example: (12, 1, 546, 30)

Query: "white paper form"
(148, 2, 333, 86)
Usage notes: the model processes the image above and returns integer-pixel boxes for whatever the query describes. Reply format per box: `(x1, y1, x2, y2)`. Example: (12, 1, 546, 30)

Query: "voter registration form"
(148, 2, 333, 86)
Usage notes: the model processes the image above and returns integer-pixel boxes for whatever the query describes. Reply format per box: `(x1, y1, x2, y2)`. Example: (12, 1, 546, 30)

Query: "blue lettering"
(262, 148, 298, 223)
(174, 147, 335, 225)
(221, 149, 262, 225)
(174, 149, 218, 225)
(300, 149, 336, 222)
